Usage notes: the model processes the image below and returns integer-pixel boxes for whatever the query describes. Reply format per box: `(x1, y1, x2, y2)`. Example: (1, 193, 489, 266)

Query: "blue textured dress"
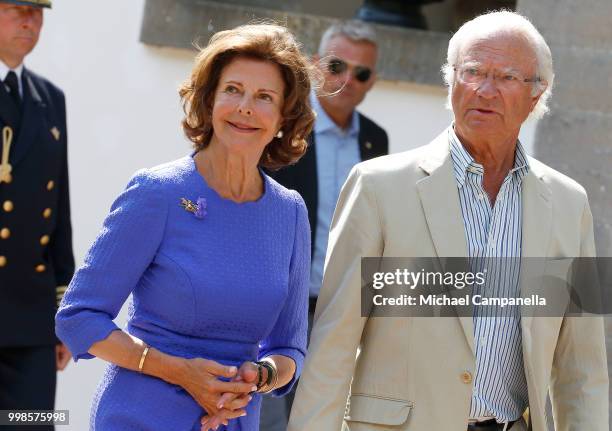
(55, 156, 310, 430)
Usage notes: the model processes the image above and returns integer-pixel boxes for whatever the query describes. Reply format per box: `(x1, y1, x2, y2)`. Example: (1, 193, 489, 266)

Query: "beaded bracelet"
(256, 359, 278, 393)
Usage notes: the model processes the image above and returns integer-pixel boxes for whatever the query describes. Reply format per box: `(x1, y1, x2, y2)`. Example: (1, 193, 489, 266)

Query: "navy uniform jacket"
(270, 112, 388, 256)
(0, 68, 75, 346)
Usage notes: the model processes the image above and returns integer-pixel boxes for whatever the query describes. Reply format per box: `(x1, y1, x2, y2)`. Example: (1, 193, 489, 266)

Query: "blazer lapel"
(416, 131, 469, 259)
(357, 113, 384, 160)
(358, 114, 374, 160)
(299, 134, 318, 254)
(11, 69, 45, 166)
(416, 130, 474, 354)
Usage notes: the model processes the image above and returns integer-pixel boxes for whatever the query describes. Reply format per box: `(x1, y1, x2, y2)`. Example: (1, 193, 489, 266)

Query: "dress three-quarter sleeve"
(258, 192, 311, 396)
(55, 170, 168, 360)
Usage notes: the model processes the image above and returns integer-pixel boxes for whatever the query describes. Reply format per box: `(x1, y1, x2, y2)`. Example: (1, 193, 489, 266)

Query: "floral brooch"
(180, 197, 207, 219)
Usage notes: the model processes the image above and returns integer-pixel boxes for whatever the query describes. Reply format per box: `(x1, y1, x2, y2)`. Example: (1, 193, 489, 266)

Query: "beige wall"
(27, 1, 536, 429)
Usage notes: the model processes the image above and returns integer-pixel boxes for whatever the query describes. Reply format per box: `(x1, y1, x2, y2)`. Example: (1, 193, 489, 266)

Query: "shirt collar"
(0, 60, 24, 82)
(0, 60, 24, 96)
(449, 125, 530, 188)
(311, 92, 359, 137)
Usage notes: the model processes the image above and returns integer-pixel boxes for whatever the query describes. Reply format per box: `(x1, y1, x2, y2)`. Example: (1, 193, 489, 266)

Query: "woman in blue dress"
(55, 23, 315, 431)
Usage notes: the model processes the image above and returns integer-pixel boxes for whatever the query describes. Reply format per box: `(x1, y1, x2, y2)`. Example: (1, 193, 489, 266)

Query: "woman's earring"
(275, 129, 283, 139)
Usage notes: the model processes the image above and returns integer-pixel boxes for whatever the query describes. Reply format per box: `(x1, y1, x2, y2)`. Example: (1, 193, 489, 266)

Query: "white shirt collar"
(0, 60, 24, 97)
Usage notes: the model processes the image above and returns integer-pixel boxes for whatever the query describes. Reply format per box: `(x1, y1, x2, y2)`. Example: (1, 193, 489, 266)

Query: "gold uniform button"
(43, 208, 52, 218)
(0, 256, 6, 267)
(40, 235, 50, 246)
(460, 371, 473, 384)
(47, 180, 55, 191)
(365, 141, 373, 150)
(0, 228, 10, 239)
(35, 264, 46, 273)
(3, 201, 13, 212)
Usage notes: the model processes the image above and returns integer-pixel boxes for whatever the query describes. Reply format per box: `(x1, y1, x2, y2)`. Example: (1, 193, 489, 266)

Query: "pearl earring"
(275, 130, 284, 139)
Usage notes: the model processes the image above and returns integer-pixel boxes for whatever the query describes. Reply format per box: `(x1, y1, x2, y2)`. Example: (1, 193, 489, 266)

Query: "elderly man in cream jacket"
(288, 11, 608, 431)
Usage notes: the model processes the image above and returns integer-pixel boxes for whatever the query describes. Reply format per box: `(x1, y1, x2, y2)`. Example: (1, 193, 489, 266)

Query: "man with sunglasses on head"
(0, 1, 74, 427)
(265, 20, 388, 431)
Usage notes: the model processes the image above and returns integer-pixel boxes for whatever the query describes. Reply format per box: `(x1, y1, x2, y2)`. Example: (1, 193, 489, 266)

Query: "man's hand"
(56, 343, 71, 371)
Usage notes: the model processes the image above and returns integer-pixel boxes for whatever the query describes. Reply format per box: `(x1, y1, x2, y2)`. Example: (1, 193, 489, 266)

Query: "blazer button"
(0, 228, 10, 239)
(43, 208, 52, 218)
(35, 264, 46, 273)
(460, 371, 473, 384)
(2, 200, 13, 212)
(40, 235, 50, 246)
(0, 256, 6, 267)
(47, 180, 55, 191)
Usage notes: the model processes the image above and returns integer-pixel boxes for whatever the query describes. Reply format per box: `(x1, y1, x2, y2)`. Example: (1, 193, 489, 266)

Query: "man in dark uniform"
(0, 0, 74, 426)
(263, 20, 388, 431)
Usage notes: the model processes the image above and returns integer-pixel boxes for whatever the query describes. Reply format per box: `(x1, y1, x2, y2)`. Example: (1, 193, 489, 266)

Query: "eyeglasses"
(454, 64, 541, 90)
(327, 57, 373, 83)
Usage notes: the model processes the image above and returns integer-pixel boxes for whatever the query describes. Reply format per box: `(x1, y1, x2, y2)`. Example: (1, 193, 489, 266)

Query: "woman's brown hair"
(179, 23, 316, 170)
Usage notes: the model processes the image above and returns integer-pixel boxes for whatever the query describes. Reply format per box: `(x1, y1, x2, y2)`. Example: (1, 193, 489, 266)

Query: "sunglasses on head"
(327, 58, 372, 83)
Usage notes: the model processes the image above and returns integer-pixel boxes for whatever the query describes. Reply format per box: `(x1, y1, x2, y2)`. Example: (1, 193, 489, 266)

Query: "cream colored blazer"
(287, 130, 608, 431)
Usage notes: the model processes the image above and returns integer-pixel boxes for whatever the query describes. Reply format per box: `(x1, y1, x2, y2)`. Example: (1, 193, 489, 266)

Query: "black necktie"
(4, 71, 21, 109)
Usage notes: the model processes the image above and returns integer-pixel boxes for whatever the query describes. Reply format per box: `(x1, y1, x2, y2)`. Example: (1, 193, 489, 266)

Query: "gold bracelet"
(138, 345, 150, 373)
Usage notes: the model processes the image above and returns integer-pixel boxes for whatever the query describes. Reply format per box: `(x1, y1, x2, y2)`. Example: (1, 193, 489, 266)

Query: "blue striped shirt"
(310, 94, 360, 298)
(448, 127, 529, 423)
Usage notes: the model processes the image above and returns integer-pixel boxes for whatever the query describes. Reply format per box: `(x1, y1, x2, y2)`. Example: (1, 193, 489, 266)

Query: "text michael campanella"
(370, 268, 546, 307)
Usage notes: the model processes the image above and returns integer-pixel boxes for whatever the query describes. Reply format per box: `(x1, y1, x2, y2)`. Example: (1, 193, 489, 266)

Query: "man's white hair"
(318, 20, 378, 56)
(441, 10, 554, 120)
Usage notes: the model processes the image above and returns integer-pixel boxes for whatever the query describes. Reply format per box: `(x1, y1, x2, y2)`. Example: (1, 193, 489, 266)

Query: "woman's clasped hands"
(172, 357, 258, 431)
(200, 361, 261, 431)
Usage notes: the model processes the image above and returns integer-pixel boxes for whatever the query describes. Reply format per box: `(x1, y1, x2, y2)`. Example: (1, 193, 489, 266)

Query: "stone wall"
(140, 0, 450, 86)
(517, 0, 612, 257)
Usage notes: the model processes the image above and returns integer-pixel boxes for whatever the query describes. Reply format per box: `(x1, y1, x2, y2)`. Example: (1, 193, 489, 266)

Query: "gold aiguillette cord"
(0, 126, 13, 184)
